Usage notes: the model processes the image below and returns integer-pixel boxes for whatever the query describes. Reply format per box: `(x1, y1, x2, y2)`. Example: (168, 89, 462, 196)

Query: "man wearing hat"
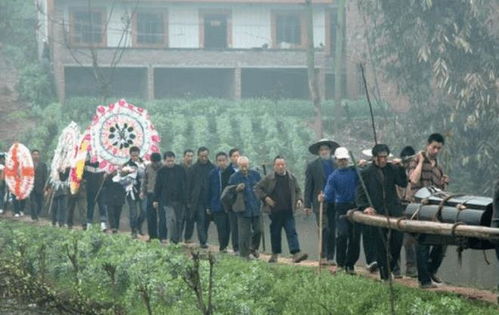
(356, 144, 407, 281)
(304, 138, 339, 265)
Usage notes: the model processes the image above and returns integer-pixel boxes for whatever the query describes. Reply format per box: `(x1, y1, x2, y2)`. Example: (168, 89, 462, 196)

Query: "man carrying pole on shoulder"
(409, 133, 449, 289)
(356, 144, 407, 281)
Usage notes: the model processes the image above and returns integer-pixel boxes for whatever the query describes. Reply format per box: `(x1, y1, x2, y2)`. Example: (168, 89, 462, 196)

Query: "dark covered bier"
(404, 187, 495, 249)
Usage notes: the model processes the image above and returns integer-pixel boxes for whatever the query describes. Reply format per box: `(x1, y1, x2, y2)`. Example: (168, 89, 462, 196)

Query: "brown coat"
(142, 162, 162, 195)
(255, 171, 303, 213)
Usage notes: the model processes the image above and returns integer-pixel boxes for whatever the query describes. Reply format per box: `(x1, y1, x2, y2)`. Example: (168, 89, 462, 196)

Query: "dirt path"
(2, 214, 498, 305)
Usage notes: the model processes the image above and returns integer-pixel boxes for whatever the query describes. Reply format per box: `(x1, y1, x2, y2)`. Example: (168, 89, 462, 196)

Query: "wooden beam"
(346, 210, 499, 241)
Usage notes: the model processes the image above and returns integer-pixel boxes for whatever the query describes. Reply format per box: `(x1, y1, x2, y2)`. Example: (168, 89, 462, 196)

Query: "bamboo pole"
(346, 210, 499, 241)
(318, 200, 324, 272)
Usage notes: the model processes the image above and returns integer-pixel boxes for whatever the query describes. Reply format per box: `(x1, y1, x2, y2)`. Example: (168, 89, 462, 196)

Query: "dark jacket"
(228, 170, 262, 217)
(188, 161, 215, 209)
(208, 166, 235, 213)
(33, 161, 48, 194)
(355, 163, 407, 216)
(104, 173, 126, 207)
(304, 158, 336, 210)
(255, 171, 303, 213)
(83, 161, 105, 195)
(154, 164, 187, 205)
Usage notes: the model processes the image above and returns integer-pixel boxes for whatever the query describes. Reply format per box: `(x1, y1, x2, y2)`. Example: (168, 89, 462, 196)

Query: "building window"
(201, 12, 230, 49)
(273, 13, 304, 49)
(135, 11, 166, 47)
(71, 9, 105, 46)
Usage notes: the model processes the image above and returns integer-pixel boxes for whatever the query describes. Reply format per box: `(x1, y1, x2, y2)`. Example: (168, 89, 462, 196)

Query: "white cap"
(335, 147, 350, 160)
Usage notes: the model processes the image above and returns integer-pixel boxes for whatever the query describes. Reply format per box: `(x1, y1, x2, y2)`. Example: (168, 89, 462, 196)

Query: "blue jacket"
(324, 167, 358, 204)
(228, 170, 262, 217)
(208, 166, 235, 213)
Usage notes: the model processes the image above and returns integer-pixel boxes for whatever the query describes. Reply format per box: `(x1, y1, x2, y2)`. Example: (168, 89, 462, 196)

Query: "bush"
(0, 220, 496, 315)
(17, 62, 56, 107)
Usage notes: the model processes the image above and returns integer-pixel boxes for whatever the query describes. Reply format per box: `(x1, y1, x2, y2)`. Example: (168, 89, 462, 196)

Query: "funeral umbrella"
(89, 99, 161, 173)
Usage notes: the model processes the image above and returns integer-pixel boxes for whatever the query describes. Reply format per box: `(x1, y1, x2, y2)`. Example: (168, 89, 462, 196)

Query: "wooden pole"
(346, 210, 499, 241)
(318, 200, 324, 272)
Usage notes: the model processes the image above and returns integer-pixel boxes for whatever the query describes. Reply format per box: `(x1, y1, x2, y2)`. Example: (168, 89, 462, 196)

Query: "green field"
(0, 219, 497, 314)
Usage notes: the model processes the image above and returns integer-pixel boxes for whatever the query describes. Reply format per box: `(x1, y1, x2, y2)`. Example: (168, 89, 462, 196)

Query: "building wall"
(107, 6, 132, 48)
(232, 6, 271, 48)
(56, 1, 328, 49)
(47, 0, 339, 101)
(169, 6, 200, 48)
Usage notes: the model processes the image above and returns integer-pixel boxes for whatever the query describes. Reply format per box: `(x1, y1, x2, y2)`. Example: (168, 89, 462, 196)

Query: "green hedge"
(0, 220, 497, 314)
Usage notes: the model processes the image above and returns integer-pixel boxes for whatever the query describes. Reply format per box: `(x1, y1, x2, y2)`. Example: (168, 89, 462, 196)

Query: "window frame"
(271, 10, 306, 49)
(70, 7, 107, 47)
(199, 9, 232, 50)
(132, 9, 168, 48)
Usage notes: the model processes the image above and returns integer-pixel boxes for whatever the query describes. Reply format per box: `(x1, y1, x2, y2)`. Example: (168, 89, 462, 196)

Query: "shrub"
(0, 220, 497, 315)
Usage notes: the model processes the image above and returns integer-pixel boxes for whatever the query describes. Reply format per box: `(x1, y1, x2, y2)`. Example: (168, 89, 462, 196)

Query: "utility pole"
(305, 0, 323, 138)
(333, 0, 346, 131)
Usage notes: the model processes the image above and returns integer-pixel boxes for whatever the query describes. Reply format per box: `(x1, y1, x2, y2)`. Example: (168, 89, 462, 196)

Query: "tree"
(358, 0, 499, 193)
(305, 0, 323, 138)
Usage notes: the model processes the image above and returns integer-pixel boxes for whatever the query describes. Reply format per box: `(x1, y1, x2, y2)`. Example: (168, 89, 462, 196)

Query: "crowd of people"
(0, 132, 453, 288)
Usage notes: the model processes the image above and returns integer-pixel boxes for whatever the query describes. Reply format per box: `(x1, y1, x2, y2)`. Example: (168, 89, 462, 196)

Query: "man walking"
(398, 146, 418, 278)
(122, 146, 146, 238)
(50, 167, 70, 227)
(141, 152, 162, 241)
(182, 149, 194, 242)
(356, 144, 407, 281)
(304, 139, 339, 265)
(255, 156, 308, 263)
(153, 152, 187, 244)
(186, 147, 215, 248)
(83, 160, 107, 231)
(227, 148, 240, 252)
(66, 181, 87, 230)
(208, 152, 233, 252)
(323, 147, 360, 274)
(409, 133, 449, 288)
(30, 149, 48, 220)
(228, 156, 262, 259)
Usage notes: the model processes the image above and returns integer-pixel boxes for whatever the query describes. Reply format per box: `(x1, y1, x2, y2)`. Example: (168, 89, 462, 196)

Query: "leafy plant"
(0, 220, 497, 314)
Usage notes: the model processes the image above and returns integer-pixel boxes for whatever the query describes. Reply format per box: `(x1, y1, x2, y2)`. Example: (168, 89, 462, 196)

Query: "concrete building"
(37, 0, 366, 102)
